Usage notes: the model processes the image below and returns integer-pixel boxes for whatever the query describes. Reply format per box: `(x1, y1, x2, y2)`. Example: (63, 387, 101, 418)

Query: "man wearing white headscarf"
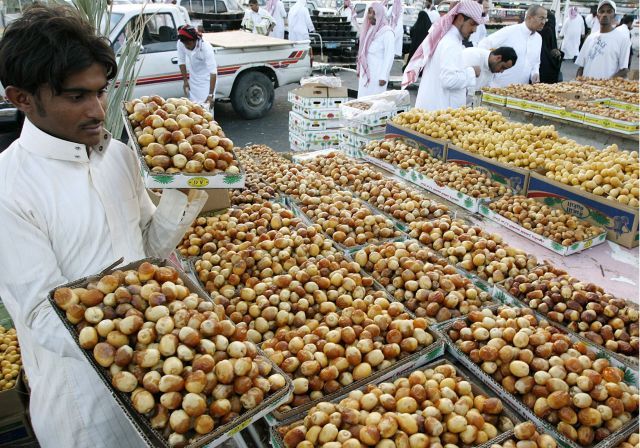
(356, 2, 396, 98)
(402, 0, 483, 111)
(560, 6, 585, 59)
(288, 0, 315, 41)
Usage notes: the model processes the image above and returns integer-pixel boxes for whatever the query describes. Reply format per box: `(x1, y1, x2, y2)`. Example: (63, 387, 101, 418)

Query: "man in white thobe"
(560, 6, 585, 59)
(242, 0, 276, 35)
(356, 3, 396, 98)
(288, 0, 315, 41)
(478, 4, 546, 86)
(469, 0, 490, 46)
(402, 0, 484, 111)
(462, 46, 517, 90)
(269, 0, 287, 39)
(425, 0, 441, 25)
(0, 4, 207, 447)
(177, 25, 218, 106)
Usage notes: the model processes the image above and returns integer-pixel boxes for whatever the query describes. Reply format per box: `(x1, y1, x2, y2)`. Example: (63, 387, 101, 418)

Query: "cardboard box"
(505, 96, 534, 111)
(340, 104, 408, 126)
(288, 124, 340, 144)
(556, 107, 586, 124)
(0, 373, 27, 420)
(288, 111, 341, 131)
(0, 412, 35, 447)
(478, 202, 608, 255)
(291, 103, 340, 120)
(582, 112, 639, 134)
(339, 129, 384, 150)
(384, 122, 448, 160)
(345, 122, 387, 135)
(526, 172, 639, 248)
(288, 85, 349, 108)
(445, 145, 529, 195)
(289, 132, 340, 152)
(594, 98, 639, 113)
(481, 91, 507, 106)
(405, 170, 489, 213)
(147, 189, 230, 213)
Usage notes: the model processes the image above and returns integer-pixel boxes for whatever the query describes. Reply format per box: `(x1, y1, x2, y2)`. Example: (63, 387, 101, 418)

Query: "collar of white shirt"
(19, 118, 111, 163)
(520, 21, 535, 36)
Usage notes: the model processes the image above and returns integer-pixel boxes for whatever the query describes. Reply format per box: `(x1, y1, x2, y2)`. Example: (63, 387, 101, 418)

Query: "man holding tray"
(0, 4, 207, 447)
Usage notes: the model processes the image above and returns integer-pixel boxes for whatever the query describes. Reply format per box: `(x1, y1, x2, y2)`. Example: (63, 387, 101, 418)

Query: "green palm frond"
(224, 174, 243, 184)
(152, 174, 174, 185)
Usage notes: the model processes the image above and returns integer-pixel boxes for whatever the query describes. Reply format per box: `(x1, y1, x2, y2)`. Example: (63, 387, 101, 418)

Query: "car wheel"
(231, 71, 275, 119)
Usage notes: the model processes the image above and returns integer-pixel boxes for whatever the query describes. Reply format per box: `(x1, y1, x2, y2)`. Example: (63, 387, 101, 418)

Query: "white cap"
(597, 0, 616, 13)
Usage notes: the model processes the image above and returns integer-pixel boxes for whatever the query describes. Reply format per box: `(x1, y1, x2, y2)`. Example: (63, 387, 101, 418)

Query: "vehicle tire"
(231, 71, 275, 119)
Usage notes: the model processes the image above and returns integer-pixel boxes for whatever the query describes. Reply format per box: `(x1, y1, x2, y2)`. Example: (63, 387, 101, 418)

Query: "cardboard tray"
(268, 354, 527, 442)
(481, 91, 507, 106)
(526, 172, 639, 248)
(478, 202, 608, 256)
(340, 104, 409, 127)
(268, 328, 445, 422)
(594, 98, 640, 113)
(287, 125, 341, 144)
(439, 315, 639, 448)
(289, 132, 341, 152)
(384, 122, 448, 160)
(582, 112, 639, 134)
(339, 129, 384, 150)
(287, 111, 341, 131)
(121, 105, 246, 189)
(344, 122, 387, 136)
(491, 283, 640, 369)
(287, 88, 349, 109)
(356, 149, 489, 213)
(46, 257, 293, 448)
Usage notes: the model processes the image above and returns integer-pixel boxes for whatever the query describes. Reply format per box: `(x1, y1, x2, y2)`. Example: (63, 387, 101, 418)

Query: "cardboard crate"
(339, 129, 384, 149)
(287, 85, 349, 108)
(288, 124, 341, 144)
(0, 412, 35, 447)
(478, 202, 608, 255)
(505, 96, 534, 111)
(526, 172, 639, 248)
(291, 103, 340, 120)
(384, 122, 448, 160)
(344, 122, 387, 135)
(481, 91, 507, 106)
(445, 145, 529, 195)
(582, 112, 639, 134)
(147, 188, 230, 213)
(287, 111, 341, 131)
(594, 98, 640, 113)
(289, 132, 340, 152)
(403, 170, 489, 213)
(556, 107, 586, 124)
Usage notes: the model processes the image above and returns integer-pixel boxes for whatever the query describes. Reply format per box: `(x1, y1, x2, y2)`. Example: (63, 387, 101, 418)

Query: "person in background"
(425, 0, 441, 25)
(478, 5, 545, 86)
(616, 14, 634, 67)
(560, 6, 585, 60)
(288, 0, 315, 41)
(404, 10, 432, 70)
(462, 46, 518, 89)
(177, 25, 218, 107)
(539, 11, 563, 83)
(469, 0, 490, 46)
(356, 3, 396, 98)
(387, 0, 404, 58)
(242, 0, 276, 35)
(266, 0, 287, 38)
(576, 0, 630, 79)
(586, 5, 600, 35)
(403, 0, 484, 110)
(0, 4, 207, 447)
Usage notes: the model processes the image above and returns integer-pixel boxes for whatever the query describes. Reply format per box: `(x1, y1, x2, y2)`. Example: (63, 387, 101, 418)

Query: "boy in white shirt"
(576, 0, 630, 79)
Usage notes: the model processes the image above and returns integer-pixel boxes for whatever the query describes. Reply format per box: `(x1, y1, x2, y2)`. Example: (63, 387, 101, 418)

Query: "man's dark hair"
(0, 3, 117, 95)
(590, 5, 598, 15)
(620, 14, 634, 25)
(491, 46, 518, 64)
(249, 0, 259, 4)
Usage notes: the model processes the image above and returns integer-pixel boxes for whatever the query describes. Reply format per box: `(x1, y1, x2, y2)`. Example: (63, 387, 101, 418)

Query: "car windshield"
(355, 3, 367, 18)
(103, 12, 124, 36)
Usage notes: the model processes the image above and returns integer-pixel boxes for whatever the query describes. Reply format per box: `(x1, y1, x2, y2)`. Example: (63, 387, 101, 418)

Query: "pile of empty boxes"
(339, 90, 412, 155)
(288, 78, 349, 152)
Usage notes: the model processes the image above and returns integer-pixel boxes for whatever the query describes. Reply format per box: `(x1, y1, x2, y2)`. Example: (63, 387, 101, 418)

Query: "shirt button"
(99, 146, 103, 151)
(75, 146, 81, 151)
(75, 155, 80, 159)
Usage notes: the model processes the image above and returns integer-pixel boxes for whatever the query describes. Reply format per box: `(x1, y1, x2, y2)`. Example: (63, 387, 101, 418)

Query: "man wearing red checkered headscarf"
(402, 0, 484, 111)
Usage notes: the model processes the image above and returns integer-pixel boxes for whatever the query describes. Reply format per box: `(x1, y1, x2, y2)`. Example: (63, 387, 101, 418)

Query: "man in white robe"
(288, 0, 315, 41)
(177, 25, 218, 106)
(0, 4, 207, 447)
(560, 6, 585, 59)
(355, 2, 396, 98)
(478, 5, 545, 86)
(268, 0, 287, 39)
(402, 0, 484, 111)
(242, 0, 276, 35)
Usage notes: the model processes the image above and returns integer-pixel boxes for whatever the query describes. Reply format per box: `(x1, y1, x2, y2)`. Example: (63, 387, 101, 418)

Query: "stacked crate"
(339, 91, 412, 154)
(288, 84, 349, 152)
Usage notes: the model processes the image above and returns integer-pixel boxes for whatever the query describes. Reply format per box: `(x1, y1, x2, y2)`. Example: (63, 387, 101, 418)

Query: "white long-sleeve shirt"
(479, 22, 541, 86)
(469, 23, 487, 47)
(0, 119, 207, 447)
(288, 2, 315, 41)
(462, 47, 493, 90)
(357, 27, 396, 98)
(415, 27, 476, 111)
(177, 39, 218, 103)
(270, 0, 287, 39)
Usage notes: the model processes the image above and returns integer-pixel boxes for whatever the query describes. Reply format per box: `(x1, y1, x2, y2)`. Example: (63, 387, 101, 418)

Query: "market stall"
(2, 85, 638, 448)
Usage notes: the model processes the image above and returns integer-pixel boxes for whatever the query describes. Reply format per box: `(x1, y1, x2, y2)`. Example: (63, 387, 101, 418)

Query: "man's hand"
(472, 66, 481, 77)
(551, 48, 562, 59)
(183, 80, 190, 96)
(379, 80, 387, 86)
